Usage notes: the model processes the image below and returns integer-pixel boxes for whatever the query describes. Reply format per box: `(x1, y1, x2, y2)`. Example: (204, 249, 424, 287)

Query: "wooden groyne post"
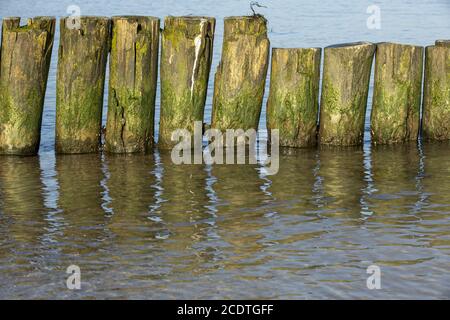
(211, 15, 270, 132)
(319, 42, 375, 146)
(266, 48, 321, 148)
(105, 16, 160, 153)
(56, 16, 110, 154)
(158, 16, 215, 149)
(435, 40, 450, 47)
(371, 42, 423, 145)
(422, 40, 450, 141)
(0, 17, 55, 155)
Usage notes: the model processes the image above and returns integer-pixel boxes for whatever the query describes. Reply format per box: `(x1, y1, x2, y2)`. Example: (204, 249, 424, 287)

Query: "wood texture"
(371, 42, 423, 145)
(266, 47, 321, 148)
(319, 42, 375, 146)
(0, 17, 55, 155)
(211, 15, 270, 132)
(422, 41, 450, 141)
(56, 16, 110, 154)
(435, 39, 450, 48)
(105, 16, 160, 153)
(159, 16, 215, 149)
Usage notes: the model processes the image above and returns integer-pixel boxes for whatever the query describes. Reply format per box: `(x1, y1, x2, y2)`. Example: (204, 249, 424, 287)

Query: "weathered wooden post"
(56, 16, 110, 154)
(371, 42, 423, 145)
(319, 42, 375, 146)
(266, 48, 321, 148)
(0, 17, 55, 155)
(158, 16, 215, 149)
(211, 15, 270, 132)
(105, 16, 160, 153)
(435, 40, 450, 47)
(422, 40, 450, 141)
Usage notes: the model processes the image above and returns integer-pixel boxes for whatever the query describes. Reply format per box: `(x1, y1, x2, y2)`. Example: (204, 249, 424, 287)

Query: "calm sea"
(0, 0, 449, 299)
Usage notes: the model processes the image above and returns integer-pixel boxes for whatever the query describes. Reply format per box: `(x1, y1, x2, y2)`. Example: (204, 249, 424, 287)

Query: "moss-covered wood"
(159, 16, 215, 149)
(422, 42, 450, 141)
(371, 42, 423, 145)
(105, 16, 160, 153)
(319, 42, 375, 146)
(56, 16, 110, 154)
(211, 15, 270, 131)
(266, 48, 321, 148)
(0, 17, 55, 155)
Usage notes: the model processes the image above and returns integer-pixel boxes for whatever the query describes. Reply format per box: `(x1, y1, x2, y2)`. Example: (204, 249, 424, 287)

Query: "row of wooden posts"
(0, 15, 449, 155)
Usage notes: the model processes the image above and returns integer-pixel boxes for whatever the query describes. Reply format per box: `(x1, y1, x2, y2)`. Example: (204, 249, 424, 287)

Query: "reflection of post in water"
(157, 151, 210, 256)
(421, 143, 450, 223)
(420, 142, 450, 247)
(317, 147, 365, 218)
(104, 154, 157, 241)
(56, 154, 105, 254)
(210, 155, 269, 269)
(370, 143, 421, 216)
(267, 148, 318, 213)
(360, 144, 375, 216)
(0, 157, 46, 251)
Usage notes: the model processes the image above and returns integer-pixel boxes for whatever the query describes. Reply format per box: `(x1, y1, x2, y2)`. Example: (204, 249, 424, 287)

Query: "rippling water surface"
(0, 0, 450, 299)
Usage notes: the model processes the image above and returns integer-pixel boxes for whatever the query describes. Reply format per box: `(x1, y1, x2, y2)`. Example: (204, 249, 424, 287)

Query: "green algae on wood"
(105, 16, 160, 153)
(56, 16, 111, 154)
(159, 16, 215, 149)
(371, 42, 423, 145)
(266, 47, 321, 148)
(319, 42, 375, 146)
(211, 15, 270, 132)
(0, 17, 55, 155)
(422, 42, 450, 141)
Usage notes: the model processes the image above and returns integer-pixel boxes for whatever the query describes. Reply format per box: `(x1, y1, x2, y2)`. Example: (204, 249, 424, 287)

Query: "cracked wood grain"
(0, 16, 55, 155)
(105, 16, 160, 153)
